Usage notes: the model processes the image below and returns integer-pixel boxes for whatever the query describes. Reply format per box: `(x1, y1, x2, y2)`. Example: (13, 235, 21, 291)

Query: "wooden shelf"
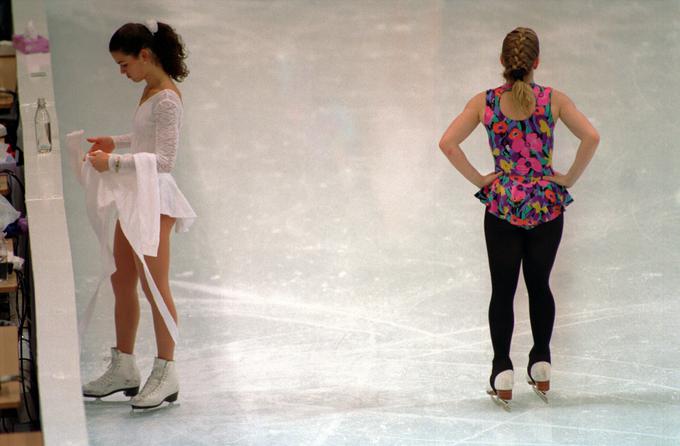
(0, 326, 20, 410)
(0, 432, 43, 446)
(0, 238, 17, 293)
(0, 271, 17, 293)
(0, 174, 8, 196)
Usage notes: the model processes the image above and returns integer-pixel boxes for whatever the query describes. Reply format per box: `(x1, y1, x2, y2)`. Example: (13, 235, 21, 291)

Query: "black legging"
(484, 211, 563, 382)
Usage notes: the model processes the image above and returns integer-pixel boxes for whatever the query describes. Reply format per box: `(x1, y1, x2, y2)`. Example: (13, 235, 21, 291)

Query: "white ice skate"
(82, 347, 141, 399)
(130, 357, 179, 410)
(486, 369, 513, 411)
(527, 361, 550, 403)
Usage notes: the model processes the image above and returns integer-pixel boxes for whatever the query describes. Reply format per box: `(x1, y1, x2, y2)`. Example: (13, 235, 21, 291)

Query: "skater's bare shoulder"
(550, 89, 599, 143)
(439, 92, 485, 150)
(467, 91, 486, 119)
(458, 92, 486, 125)
(549, 88, 571, 120)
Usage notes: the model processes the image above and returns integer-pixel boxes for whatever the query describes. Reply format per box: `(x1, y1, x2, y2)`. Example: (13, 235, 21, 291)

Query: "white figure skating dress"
(112, 89, 196, 232)
(67, 89, 196, 344)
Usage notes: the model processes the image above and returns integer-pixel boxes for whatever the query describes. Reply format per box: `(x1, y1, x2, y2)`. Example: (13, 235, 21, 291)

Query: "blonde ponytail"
(511, 79, 535, 116)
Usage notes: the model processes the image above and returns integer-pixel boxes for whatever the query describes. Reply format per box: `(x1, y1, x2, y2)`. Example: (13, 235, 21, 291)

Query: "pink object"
(514, 158, 530, 176)
(510, 185, 526, 202)
(12, 34, 50, 54)
(511, 137, 531, 158)
(483, 106, 493, 126)
(525, 133, 542, 152)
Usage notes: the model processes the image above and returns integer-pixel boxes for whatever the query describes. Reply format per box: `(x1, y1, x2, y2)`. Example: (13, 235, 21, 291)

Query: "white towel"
(66, 130, 178, 344)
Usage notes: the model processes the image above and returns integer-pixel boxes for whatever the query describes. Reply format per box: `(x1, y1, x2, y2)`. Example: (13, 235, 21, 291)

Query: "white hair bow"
(144, 19, 158, 35)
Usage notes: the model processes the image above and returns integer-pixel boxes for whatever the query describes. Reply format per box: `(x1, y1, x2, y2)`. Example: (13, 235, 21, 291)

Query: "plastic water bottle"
(35, 97, 51, 153)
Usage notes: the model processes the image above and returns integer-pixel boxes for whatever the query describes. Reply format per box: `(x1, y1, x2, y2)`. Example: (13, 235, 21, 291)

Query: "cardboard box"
(0, 55, 16, 92)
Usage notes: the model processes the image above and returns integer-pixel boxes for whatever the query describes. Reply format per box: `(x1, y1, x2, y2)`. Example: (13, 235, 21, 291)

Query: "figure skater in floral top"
(438, 27, 599, 408)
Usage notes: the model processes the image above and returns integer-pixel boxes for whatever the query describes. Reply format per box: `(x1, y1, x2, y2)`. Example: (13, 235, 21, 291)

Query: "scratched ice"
(47, 0, 680, 444)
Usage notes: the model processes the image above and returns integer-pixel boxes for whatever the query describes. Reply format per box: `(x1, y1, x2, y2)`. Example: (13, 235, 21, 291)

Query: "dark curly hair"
(109, 22, 189, 82)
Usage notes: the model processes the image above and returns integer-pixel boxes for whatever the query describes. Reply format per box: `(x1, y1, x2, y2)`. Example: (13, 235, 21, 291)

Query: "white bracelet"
(107, 155, 120, 173)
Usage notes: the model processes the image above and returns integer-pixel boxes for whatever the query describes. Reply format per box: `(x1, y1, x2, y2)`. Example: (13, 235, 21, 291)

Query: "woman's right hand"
(476, 171, 501, 188)
(544, 171, 574, 188)
(84, 136, 114, 160)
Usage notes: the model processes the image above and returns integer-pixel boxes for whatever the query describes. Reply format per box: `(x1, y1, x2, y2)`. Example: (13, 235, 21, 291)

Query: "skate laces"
(87, 357, 119, 387)
(137, 366, 166, 398)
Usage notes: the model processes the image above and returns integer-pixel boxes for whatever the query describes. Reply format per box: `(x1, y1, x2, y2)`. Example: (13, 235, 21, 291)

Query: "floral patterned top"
(475, 83, 573, 228)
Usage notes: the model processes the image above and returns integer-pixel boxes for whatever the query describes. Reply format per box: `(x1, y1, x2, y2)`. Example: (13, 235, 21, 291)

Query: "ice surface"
(45, 0, 680, 444)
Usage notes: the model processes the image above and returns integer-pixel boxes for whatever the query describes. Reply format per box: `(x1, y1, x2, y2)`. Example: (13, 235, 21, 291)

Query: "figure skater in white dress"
(81, 20, 196, 410)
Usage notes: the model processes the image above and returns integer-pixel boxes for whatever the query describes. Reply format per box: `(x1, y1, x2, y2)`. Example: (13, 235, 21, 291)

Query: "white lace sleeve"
(111, 133, 132, 148)
(108, 98, 181, 173)
(152, 98, 181, 173)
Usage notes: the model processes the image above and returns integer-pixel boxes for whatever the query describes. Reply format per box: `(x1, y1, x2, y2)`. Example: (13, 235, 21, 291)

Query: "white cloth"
(0, 194, 19, 232)
(66, 130, 178, 344)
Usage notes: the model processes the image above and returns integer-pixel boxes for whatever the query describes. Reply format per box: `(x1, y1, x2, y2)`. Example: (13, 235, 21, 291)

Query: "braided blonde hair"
(501, 27, 539, 115)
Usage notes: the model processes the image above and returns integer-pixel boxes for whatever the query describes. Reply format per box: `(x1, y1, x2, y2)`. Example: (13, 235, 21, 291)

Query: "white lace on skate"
(134, 371, 164, 401)
(82, 350, 140, 397)
(130, 361, 177, 409)
(84, 358, 119, 391)
(86, 363, 116, 388)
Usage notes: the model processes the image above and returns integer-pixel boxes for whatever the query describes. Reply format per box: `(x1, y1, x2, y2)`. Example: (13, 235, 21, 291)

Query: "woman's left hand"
(544, 171, 574, 187)
(477, 171, 501, 188)
(88, 150, 110, 172)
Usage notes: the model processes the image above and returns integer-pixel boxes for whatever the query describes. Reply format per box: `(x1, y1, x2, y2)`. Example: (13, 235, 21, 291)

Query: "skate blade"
(131, 403, 167, 412)
(131, 392, 179, 411)
(83, 386, 140, 399)
(530, 384, 549, 403)
(486, 389, 511, 412)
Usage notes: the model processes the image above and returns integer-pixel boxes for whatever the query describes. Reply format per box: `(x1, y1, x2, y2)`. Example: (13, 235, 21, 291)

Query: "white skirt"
(158, 173, 197, 233)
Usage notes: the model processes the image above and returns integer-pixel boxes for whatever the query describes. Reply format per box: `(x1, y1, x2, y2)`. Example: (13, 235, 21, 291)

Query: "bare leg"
(111, 220, 140, 354)
(135, 215, 177, 361)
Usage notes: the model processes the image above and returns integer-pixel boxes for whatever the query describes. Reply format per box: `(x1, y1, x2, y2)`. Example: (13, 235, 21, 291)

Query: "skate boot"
(527, 361, 550, 403)
(486, 369, 513, 411)
(130, 357, 179, 410)
(82, 347, 141, 398)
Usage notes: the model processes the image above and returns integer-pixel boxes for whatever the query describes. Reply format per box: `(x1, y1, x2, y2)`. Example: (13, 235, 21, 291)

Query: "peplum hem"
(475, 176, 573, 229)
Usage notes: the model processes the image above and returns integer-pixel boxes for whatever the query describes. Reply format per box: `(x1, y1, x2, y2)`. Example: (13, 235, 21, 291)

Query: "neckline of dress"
(137, 89, 181, 109)
(496, 82, 539, 123)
